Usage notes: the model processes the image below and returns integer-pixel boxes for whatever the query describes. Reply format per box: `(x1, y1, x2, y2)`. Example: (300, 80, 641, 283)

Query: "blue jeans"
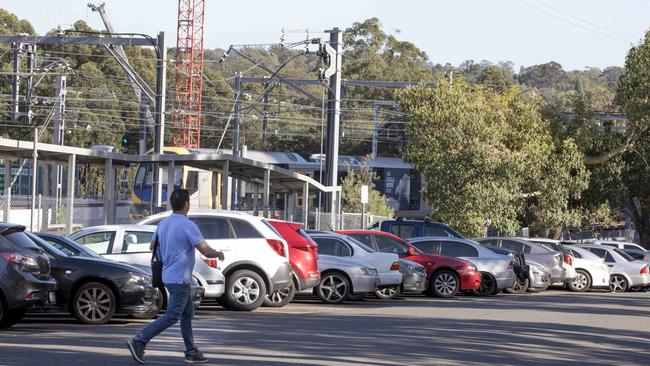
(133, 283, 198, 356)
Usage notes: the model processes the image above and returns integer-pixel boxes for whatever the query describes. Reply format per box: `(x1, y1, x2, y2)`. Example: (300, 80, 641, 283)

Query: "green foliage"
(397, 78, 589, 238)
(341, 162, 394, 218)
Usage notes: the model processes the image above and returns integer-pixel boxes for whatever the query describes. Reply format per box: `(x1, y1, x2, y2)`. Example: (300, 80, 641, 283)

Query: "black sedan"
(25, 232, 160, 325)
(0, 224, 57, 328)
(36, 232, 204, 311)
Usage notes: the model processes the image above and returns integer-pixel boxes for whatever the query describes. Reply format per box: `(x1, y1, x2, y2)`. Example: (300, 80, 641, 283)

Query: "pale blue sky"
(1, 0, 645, 70)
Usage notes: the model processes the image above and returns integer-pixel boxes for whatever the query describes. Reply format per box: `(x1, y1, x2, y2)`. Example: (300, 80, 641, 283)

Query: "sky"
(1, 0, 646, 71)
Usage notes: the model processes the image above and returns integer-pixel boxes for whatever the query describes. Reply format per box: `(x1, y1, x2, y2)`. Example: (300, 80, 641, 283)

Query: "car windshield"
(613, 249, 634, 262)
(347, 236, 375, 252)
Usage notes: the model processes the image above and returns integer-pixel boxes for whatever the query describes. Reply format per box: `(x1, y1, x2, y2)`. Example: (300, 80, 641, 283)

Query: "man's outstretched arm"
(195, 242, 225, 261)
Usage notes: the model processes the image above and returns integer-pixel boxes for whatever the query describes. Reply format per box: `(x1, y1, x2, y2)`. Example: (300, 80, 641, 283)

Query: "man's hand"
(196, 241, 224, 261)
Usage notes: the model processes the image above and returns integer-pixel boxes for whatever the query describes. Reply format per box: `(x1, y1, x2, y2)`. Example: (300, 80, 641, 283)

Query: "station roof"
(0, 137, 332, 193)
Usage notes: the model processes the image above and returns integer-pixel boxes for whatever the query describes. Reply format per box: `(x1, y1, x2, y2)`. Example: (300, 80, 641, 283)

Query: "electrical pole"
(30, 128, 38, 231)
(323, 28, 343, 229)
(152, 31, 166, 211)
(262, 84, 269, 146)
(11, 42, 22, 124)
(231, 72, 242, 210)
(24, 44, 36, 125)
(52, 75, 66, 216)
(139, 89, 147, 155)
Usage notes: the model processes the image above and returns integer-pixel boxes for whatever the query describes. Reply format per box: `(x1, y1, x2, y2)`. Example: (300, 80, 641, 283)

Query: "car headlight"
(360, 267, 378, 276)
(128, 272, 152, 285)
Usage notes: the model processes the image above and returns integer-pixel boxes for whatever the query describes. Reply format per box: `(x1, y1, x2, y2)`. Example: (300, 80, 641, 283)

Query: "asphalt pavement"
(1, 290, 649, 366)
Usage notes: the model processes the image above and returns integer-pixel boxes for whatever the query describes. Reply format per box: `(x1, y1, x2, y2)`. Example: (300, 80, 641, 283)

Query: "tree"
(341, 162, 394, 218)
(396, 77, 589, 238)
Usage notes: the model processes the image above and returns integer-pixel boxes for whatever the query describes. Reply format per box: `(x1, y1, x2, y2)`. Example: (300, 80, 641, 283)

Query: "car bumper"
(200, 282, 225, 299)
(459, 270, 482, 291)
(550, 266, 567, 283)
(119, 283, 159, 315)
(530, 271, 551, 288)
(378, 272, 403, 287)
(269, 262, 293, 293)
(2, 271, 57, 310)
(629, 274, 650, 288)
(350, 274, 380, 294)
(296, 276, 321, 291)
(402, 271, 427, 293)
(495, 274, 516, 290)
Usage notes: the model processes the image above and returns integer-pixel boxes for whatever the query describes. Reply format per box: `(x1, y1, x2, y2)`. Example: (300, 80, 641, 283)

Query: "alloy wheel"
(320, 275, 347, 302)
(609, 275, 628, 292)
(268, 287, 291, 303)
(377, 287, 397, 297)
(77, 287, 112, 323)
(572, 273, 589, 290)
(434, 273, 458, 296)
(511, 278, 527, 293)
(231, 276, 261, 305)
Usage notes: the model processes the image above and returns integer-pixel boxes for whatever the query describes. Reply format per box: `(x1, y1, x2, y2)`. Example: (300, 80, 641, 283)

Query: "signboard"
(360, 185, 369, 204)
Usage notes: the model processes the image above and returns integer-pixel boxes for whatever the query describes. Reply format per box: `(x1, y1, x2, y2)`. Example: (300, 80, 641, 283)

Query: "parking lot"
(1, 290, 649, 366)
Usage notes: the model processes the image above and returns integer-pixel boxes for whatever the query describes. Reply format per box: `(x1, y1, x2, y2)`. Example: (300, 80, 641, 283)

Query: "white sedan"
(578, 245, 650, 292)
(564, 246, 610, 292)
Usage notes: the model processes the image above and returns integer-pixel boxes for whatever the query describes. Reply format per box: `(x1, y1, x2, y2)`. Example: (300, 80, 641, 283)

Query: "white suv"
(138, 209, 292, 311)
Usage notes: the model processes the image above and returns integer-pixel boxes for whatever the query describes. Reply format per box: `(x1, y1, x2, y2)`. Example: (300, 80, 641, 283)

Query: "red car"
(267, 220, 321, 305)
(337, 230, 481, 297)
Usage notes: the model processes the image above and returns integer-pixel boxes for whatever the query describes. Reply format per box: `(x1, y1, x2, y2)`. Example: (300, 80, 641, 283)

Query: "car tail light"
(390, 261, 400, 271)
(0, 252, 41, 274)
(266, 239, 286, 257)
(200, 255, 218, 268)
(641, 265, 649, 275)
(563, 253, 573, 266)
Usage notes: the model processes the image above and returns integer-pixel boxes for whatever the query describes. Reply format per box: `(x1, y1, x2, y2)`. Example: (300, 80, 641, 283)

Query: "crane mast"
(172, 0, 206, 148)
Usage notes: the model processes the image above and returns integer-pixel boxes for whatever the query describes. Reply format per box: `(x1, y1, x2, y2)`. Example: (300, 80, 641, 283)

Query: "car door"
(109, 230, 155, 268)
(189, 216, 236, 268)
(72, 231, 117, 259)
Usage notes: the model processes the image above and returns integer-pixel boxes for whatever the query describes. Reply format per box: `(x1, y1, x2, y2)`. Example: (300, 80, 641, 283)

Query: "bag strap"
(151, 236, 161, 262)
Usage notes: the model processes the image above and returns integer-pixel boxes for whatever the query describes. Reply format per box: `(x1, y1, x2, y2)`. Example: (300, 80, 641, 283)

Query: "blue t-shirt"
(153, 213, 204, 284)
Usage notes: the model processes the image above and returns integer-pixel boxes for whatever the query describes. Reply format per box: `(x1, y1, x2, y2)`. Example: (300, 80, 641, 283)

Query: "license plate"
(48, 291, 57, 304)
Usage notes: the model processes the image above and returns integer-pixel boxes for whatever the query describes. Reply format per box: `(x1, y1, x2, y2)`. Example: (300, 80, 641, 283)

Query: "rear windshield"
(3, 231, 41, 251)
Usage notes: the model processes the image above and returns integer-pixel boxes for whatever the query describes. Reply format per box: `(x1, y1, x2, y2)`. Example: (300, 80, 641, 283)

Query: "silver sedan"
(374, 258, 427, 299)
(315, 255, 380, 304)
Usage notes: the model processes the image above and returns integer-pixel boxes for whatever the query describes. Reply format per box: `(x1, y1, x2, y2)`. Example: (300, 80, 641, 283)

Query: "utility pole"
(52, 75, 66, 217)
(139, 89, 147, 155)
(24, 44, 36, 125)
(231, 72, 242, 210)
(152, 31, 166, 211)
(11, 42, 22, 124)
(262, 85, 269, 146)
(30, 128, 38, 231)
(323, 28, 343, 229)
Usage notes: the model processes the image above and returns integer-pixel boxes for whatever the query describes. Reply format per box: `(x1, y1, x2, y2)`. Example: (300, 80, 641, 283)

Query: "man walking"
(127, 189, 224, 364)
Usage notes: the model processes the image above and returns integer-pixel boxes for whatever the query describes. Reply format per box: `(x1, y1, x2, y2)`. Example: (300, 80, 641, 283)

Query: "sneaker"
(127, 339, 145, 364)
(184, 351, 208, 364)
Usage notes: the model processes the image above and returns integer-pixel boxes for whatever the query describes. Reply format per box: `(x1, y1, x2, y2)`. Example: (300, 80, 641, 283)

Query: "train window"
(134, 164, 147, 188)
(161, 167, 183, 190)
(144, 164, 153, 187)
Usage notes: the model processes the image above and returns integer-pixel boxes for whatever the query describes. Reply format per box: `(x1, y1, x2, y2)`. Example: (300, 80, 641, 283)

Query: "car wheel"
(609, 274, 629, 293)
(130, 289, 163, 320)
(430, 270, 460, 298)
(224, 270, 267, 311)
(567, 269, 591, 292)
(72, 282, 117, 325)
(374, 285, 401, 299)
(263, 283, 296, 308)
(505, 277, 529, 294)
(317, 272, 350, 304)
(472, 272, 497, 297)
(0, 298, 26, 328)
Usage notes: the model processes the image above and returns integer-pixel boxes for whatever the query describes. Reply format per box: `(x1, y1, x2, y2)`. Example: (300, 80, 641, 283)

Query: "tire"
(567, 269, 592, 292)
(505, 277, 529, 294)
(0, 298, 26, 328)
(374, 285, 401, 299)
(472, 272, 497, 297)
(224, 270, 267, 311)
(609, 274, 629, 293)
(72, 282, 117, 325)
(129, 289, 163, 320)
(263, 283, 296, 308)
(430, 270, 460, 298)
(317, 272, 351, 304)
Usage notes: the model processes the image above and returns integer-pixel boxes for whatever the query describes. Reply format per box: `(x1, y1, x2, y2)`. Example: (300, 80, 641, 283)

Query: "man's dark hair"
(169, 189, 190, 211)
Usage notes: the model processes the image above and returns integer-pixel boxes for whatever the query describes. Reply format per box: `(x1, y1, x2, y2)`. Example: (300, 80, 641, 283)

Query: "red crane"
(171, 0, 205, 148)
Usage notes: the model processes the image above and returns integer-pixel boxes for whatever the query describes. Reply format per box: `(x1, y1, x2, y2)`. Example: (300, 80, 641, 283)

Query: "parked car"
(336, 230, 481, 298)
(526, 260, 553, 292)
(408, 237, 516, 296)
(315, 254, 380, 304)
(138, 210, 292, 311)
(35, 232, 203, 310)
(25, 232, 159, 324)
(476, 237, 575, 285)
(593, 240, 647, 252)
(376, 218, 463, 240)
(0, 224, 57, 328)
(562, 246, 610, 292)
(482, 245, 530, 294)
(67, 225, 223, 305)
(621, 248, 650, 263)
(308, 232, 402, 299)
(389, 258, 427, 298)
(266, 220, 320, 307)
(577, 244, 650, 292)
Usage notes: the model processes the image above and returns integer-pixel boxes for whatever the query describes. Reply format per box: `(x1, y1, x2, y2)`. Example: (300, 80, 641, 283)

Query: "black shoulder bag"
(151, 237, 164, 288)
